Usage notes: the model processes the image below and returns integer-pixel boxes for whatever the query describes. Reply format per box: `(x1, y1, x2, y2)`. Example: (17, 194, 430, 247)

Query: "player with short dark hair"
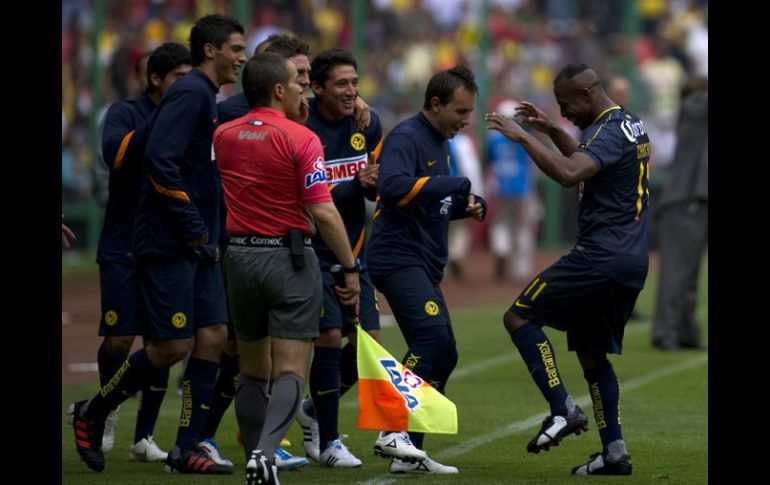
(67, 41, 191, 464)
(69, 14, 247, 475)
(367, 64, 487, 475)
(485, 62, 650, 476)
(215, 51, 361, 485)
(293, 48, 382, 468)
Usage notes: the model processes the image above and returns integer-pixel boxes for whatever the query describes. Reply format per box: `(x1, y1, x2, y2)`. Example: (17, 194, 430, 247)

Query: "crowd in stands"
(62, 0, 707, 221)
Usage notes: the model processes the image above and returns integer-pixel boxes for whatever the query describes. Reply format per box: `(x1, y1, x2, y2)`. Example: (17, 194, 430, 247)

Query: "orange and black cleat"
(71, 400, 106, 472)
(164, 445, 234, 474)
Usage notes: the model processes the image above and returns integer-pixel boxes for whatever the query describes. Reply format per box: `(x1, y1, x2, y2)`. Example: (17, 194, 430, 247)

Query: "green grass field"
(62, 263, 708, 484)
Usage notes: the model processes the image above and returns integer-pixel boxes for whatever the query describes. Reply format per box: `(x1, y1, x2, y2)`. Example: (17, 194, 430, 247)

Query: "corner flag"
(356, 325, 458, 434)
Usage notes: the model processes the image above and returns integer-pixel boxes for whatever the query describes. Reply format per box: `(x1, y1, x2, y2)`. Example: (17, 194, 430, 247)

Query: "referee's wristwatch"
(342, 258, 362, 273)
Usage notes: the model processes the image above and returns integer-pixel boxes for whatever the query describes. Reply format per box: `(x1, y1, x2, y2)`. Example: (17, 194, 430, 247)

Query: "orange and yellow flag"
(356, 325, 458, 434)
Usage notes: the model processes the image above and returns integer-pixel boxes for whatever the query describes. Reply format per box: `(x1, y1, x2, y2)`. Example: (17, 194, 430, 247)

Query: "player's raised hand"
(485, 112, 527, 143)
(515, 101, 552, 133)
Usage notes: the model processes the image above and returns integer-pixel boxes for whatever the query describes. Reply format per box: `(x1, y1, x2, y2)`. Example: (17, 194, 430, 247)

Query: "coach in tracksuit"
(299, 48, 382, 468)
(367, 65, 487, 475)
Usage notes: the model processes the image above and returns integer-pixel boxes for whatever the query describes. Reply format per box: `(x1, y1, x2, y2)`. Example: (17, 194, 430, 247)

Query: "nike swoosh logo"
(514, 300, 532, 308)
(148, 385, 167, 392)
(427, 160, 437, 166)
(317, 389, 338, 396)
(201, 404, 211, 410)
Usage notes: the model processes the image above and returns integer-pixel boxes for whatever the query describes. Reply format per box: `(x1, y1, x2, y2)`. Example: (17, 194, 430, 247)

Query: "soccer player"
(485, 63, 650, 475)
(367, 65, 487, 474)
(84, 42, 192, 463)
(218, 33, 372, 129)
(293, 48, 382, 468)
(215, 51, 360, 485)
(69, 14, 247, 474)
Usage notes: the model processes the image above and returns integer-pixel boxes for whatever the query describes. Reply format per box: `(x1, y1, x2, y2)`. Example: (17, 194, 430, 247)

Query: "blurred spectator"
(486, 99, 541, 282)
(605, 74, 631, 107)
(651, 77, 708, 351)
(447, 130, 484, 280)
(62, 0, 707, 253)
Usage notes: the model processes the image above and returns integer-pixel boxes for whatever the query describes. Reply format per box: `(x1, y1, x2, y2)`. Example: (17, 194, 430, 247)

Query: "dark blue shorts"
(371, 266, 452, 343)
(320, 268, 380, 334)
(98, 262, 147, 337)
(509, 251, 640, 354)
(138, 257, 228, 341)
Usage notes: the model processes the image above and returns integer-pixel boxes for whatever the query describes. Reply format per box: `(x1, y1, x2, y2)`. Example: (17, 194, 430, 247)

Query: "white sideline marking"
(357, 353, 708, 485)
(68, 362, 99, 372)
(343, 322, 652, 411)
(341, 353, 515, 411)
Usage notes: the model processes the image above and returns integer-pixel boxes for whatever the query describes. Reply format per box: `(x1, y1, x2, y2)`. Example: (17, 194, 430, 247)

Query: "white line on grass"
(68, 363, 98, 372)
(342, 322, 652, 411)
(356, 353, 707, 485)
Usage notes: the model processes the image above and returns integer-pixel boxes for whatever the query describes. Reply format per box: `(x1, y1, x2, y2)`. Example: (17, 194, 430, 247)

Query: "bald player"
(486, 63, 650, 476)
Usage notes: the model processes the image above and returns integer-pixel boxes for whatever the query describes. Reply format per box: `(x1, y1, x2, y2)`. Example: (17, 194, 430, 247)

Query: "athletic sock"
(97, 341, 126, 388)
(173, 357, 218, 452)
(510, 323, 569, 416)
(234, 374, 268, 459)
(84, 348, 163, 422)
(584, 359, 624, 455)
(200, 352, 239, 440)
(258, 372, 303, 460)
(339, 342, 358, 397)
(310, 347, 341, 451)
(133, 366, 169, 443)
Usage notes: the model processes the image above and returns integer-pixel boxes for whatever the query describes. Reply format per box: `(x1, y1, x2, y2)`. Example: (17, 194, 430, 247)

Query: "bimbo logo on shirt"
(305, 157, 328, 188)
(379, 358, 423, 412)
(325, 153, 368, 183)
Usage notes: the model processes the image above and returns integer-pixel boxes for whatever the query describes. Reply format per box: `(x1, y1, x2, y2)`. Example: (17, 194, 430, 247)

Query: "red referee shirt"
(214, 107, 332, 237)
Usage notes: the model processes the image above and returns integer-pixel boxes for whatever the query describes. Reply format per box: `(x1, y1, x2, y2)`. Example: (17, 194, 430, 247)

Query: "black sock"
(258, 372, 303, 461)
(310, 347, 342, 451)
(200, 352, 239, 440)
(97, 341, 127, 388)
(584, 359, 623, 455)
(133, 366, 169, 443)
(85, 348, 163, 421)
(234, 374, 268, 460)
(510, 323, 569, 416)
(174, 357, 219, 452)
(339, 342, 358, 397)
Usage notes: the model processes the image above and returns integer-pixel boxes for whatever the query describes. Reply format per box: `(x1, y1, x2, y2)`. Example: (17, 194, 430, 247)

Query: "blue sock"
(583, 359, 623, 454)
(97, 342, 126, 388)
(510, 323, 569, 416)
(174, 357, 219, 452)
(201, 352, 239, 440)
(339, 343, 358, 398)
(85, 348, 163, 421)
(310, 346, 341, 451)
(133, 366, 169, 443)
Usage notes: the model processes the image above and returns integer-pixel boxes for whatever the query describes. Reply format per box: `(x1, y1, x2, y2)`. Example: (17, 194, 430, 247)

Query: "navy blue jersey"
(97, 93, 156, 264)
(368, 113, 485, 285)
(217, 92, 249, 124)
(134, 69, 223, 261)
(306, 98, 383, 269)
(574, 106, 651, 288)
